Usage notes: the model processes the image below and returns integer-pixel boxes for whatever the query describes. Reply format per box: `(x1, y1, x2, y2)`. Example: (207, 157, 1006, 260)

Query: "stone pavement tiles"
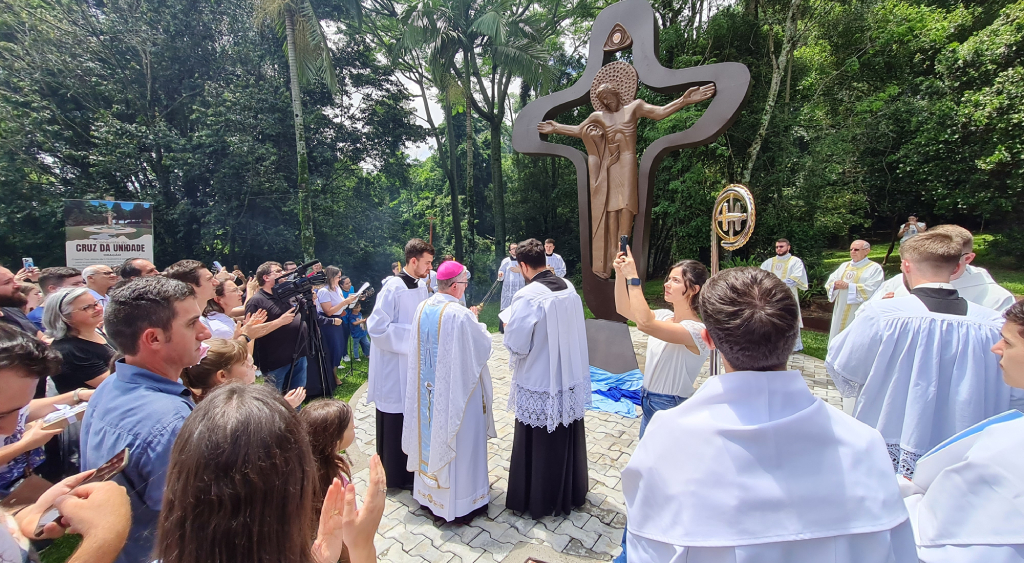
(347, 329, 838, 562)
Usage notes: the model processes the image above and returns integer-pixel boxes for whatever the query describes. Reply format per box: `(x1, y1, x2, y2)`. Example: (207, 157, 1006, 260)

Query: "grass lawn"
(800, 330, 829, 361)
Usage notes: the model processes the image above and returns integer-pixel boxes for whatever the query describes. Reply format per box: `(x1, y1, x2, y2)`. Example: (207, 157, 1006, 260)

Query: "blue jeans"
(639, 388, 688, 439)
(616, 389, 688, 563)
(352, 335, 370, 359)
(265, 356, 307, 392)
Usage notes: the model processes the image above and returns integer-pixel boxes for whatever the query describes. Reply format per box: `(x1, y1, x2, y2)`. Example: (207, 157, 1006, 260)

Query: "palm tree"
(255, 0, 360, 261)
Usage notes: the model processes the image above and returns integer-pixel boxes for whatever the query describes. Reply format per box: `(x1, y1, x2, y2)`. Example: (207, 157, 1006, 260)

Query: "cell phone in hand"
(213, 261, 224, 272)
(34, 448, 130, 536)
(619, 235, 629, 255)
(22, 257, 34, 270)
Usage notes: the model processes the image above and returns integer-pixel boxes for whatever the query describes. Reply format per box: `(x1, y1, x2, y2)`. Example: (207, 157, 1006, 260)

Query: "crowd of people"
(1, 218, 1022, 563)
(0, 257, 386, 563)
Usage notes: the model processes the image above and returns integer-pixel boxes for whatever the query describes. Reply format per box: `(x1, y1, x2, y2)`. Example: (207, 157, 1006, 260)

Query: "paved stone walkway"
(347, 329, 838, 562)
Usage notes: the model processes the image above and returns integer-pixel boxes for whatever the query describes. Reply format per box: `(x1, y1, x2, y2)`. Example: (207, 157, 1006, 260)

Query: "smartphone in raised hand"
(33, 448, 130, 536)
(619, 235, 629, 255)
(22, 257, 34, 271)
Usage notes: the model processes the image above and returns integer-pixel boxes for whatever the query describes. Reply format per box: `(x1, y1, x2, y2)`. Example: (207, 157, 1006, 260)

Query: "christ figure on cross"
(538, 61, 715, 279)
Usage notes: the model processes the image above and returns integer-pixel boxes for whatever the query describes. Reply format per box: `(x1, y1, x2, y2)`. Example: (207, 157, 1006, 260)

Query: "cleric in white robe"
(624, 267, 917, 563)
(897, 301, 1024, 562)
(544, 238, 567, 277)
(824, 240, 884, 342)
(366, 238, 433, 489)
(500, 238, 590, 518)
(497, 242, 525, 314)
(864, 225, 1015, 314)
(760, 238, 808, 351)
(826, 231, 1021, 478)
(403, 261, 496, 522)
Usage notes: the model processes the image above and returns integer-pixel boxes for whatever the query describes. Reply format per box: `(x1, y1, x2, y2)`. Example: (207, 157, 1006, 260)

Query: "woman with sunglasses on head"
(43, 287, 116, 394)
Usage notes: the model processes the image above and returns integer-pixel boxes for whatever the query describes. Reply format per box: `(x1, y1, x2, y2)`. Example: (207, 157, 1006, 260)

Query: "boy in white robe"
(501, 238, 590, 518)
(403, 261, 496, 522)
(824, 240, 884, 342)
(496, 242, 524, 333)
(864, 225, 1015, 313)
(827, 230, 1020, 478)
(897, 300, 1024, 562)
(366, 238, 433, 489)
(544, 238, 567, 277)
(623, 267, 917, 563)
(760, 238, 808, 351)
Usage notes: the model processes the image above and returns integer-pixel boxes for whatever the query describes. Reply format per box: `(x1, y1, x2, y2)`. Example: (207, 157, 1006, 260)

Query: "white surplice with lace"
(500, 278, 590, 432)
(826, 294, 1022, 478)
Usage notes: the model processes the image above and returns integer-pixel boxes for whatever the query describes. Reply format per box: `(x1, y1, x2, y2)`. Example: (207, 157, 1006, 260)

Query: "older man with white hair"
(403, 260, 495, 522)
(824, 240, 884, 343)
(83, 264, 118, 309)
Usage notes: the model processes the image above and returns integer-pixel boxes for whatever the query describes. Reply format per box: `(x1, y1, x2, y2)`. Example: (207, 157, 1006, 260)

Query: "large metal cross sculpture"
(512, 0, 750, 321)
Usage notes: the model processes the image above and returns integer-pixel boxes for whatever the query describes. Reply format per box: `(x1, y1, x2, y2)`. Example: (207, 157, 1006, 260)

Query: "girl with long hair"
(155, 384, 386, 563)
(181, 338, 305, 408)
(299, 400, 355, 523)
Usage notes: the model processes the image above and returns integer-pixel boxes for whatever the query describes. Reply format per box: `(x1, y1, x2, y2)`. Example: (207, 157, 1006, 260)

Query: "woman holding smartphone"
(613, 247, 710, 438)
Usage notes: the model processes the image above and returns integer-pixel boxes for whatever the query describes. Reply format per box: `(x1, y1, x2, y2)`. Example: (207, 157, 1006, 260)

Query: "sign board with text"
(64, 200, 154, 269)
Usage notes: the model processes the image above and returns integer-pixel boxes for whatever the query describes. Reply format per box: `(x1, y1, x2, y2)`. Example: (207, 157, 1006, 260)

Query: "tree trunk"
(466, 63, 475, 247)
(741, 0, 801, 185)
(444, 99, 464, 260)
(491, 118, 505, 257)
(285, 12, 315, 261)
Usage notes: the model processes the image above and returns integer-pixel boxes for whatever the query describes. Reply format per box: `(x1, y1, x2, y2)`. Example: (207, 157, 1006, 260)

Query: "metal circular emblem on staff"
(713, 184, 755, 251)
(709, 183, 755, 376)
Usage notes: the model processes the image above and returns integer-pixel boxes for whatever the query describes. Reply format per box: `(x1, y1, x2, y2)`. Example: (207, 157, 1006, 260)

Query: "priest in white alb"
(825, 240, 884, 343)
(496, 241, 524, 333)
(897, 300, 1024, 562)
(403, 260, 496, 522)
(827, 230, 1021, 478)
(366, 238, 433, 489)
(760, 238, 808, 351)
(623, 267, 917, 563)
(864, 225, 1015, 313)
(501, 238, 590, 518)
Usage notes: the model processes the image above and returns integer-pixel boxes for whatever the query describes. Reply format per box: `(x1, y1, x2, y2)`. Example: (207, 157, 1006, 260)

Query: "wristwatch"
(73, 388, 83, 403)
(241, 334, 253, 343)
(628, 278, 642, 286)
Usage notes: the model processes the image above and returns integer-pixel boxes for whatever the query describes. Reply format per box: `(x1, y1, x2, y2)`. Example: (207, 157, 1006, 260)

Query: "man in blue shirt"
(81, 276, 211, 563)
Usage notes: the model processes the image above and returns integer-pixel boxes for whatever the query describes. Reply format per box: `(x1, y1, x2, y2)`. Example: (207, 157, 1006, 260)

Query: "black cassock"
(505, 417, 588, 518)
(376, 409, 414, 490)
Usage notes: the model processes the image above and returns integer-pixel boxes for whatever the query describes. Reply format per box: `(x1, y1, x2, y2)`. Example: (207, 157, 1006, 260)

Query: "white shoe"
(354, 357, 362, 362)
(342, 355, 351, 363)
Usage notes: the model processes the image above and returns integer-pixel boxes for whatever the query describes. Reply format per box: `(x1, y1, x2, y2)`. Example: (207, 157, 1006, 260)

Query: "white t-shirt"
(316, 286, 344, 317)
(642, 310, 709, 397)
(900, 222, 925, 242)
(201, 312, 235, 340)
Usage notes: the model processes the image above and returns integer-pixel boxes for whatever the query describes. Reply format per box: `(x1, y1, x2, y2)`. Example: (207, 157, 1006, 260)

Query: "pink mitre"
(436, 260, 466, 281)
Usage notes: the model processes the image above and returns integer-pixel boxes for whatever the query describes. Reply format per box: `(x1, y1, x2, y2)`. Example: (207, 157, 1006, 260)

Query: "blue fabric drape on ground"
(589, 366, 642, 418)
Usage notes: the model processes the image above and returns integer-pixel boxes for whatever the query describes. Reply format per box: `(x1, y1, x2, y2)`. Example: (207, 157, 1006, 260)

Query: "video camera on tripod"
(272, 259, 326, 301)
(270, 259, 334, 399)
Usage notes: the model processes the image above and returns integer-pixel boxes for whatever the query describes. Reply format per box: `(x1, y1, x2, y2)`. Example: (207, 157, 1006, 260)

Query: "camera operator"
(245, 262, 305, 393)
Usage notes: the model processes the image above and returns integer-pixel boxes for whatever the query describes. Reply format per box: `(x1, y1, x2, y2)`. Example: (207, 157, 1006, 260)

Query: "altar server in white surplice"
(825, 240, 884, 343)
(827, 231, 1022, 479)
(501, 238, 590, 519)
(863, 225, 1015, 314)
(624, 267, 917, 563)
(496, 242, 524, 333)
(403, 261, 496, 522)
(760, 238, 809, 352)
(366, 238, 433, 490)
(897, 301, 1024, 563)
(544, 238, 567, 277)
